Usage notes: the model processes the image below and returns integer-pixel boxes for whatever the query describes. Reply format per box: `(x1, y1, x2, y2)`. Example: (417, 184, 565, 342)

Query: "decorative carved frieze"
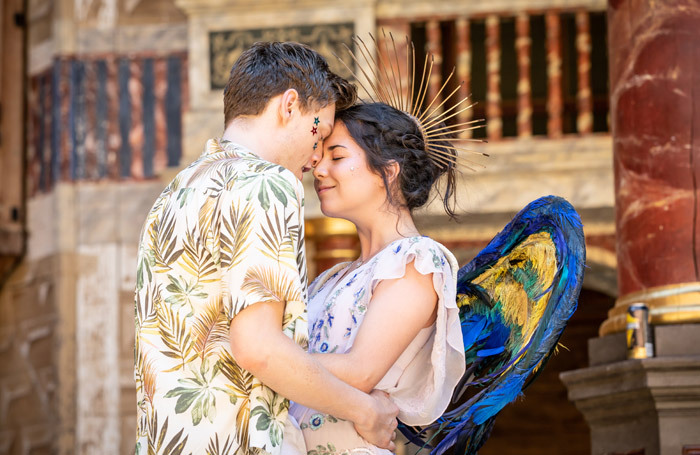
(209, 23, 354, 90)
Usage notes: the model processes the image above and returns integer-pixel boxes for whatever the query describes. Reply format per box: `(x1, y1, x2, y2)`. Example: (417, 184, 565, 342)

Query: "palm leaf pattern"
(242, 266, 302, 305)
(217, 350, 257, 448)
(150, 205, 184, 273)
(157, 303, 197, 371)
(191, 295, 229, 361)
(259, 210, 298, 268)
(180, 228, 218, 284)
(135, 138, 308, 455)
(218, 201, 255, 270)
(206, 434, 236, 455)
(141, 413, 190, 455)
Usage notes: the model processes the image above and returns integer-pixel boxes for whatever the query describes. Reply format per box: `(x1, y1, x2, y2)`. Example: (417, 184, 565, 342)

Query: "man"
(134, 42, 399, 455)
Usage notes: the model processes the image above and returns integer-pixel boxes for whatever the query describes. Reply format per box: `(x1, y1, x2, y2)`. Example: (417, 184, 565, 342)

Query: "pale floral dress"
(288, 236, 466, 455)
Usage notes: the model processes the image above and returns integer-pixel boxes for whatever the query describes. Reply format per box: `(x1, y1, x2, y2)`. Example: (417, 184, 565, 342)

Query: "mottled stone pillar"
(486, 15, 502, 140)
(545, 12, 562, 138)
(455, 17, 472, 137)
(425, 20, 443, 116)
(515, 13, 532, 138)
(576, 11, 593, 135)
(563, 3, 700, 454)
(600, 0, 700, 335)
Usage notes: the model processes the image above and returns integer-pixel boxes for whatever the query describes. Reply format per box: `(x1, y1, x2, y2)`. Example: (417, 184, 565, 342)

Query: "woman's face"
(312, 120, 387, 220)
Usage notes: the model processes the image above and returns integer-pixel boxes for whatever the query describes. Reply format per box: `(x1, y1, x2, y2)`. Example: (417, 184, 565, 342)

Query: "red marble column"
(84, 59, 98, 180)
(154, 57, 168, 176)
(377, 21, 411, 112)
(607, 0, 700, 317)
(516, 13, 532, 138)
(129, 58, 144, 179)
(576, 11, 593, 135)
(425, 20, 443, 116)
(486, 15, 502, 140)
(106, 57, 120, 180)
(545, 13, 563, 138)
(455, 17, 472, 138)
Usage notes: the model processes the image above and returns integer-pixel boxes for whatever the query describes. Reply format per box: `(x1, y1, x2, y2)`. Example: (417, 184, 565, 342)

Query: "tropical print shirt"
(134, 138, 309, 455)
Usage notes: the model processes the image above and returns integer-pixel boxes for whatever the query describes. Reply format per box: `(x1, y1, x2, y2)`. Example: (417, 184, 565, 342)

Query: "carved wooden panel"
(209, 23, 354, 90)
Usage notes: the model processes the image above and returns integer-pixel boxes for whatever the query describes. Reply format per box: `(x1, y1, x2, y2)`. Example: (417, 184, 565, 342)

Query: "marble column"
(562, 3, 700, 454)
(599, 0, 700, 335)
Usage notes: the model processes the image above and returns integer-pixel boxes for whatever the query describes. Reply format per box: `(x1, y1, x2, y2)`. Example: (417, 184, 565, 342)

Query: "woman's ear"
(385, 160, 401, 186)
(278, 88, 300, 124)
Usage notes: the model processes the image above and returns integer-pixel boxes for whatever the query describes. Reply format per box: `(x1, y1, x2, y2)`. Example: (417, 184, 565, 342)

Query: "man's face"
(285, 102, 335, 180)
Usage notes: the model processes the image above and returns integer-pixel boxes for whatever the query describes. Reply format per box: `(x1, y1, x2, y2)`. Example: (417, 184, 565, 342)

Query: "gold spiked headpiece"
(336, 32, 487, 171)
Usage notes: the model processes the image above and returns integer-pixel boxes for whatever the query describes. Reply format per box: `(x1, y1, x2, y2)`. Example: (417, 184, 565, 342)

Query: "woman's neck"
(354, 207, 420, 262)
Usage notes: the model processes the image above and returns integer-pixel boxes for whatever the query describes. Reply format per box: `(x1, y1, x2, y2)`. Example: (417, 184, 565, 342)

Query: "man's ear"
(278, 89, 300, 124)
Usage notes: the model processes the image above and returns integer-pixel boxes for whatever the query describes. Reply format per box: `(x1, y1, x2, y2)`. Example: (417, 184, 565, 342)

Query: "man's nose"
(309, 149, 321, 169)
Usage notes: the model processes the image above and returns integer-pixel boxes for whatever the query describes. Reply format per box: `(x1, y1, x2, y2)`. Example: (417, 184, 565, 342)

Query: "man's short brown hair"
(223, 42, 356, 126)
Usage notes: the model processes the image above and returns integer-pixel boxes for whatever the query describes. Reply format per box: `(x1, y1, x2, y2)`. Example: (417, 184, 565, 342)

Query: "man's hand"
(353, 390, 399, 451)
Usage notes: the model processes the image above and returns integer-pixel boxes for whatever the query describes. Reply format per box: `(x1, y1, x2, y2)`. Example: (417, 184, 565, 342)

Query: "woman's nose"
(312, 160, 327, 178)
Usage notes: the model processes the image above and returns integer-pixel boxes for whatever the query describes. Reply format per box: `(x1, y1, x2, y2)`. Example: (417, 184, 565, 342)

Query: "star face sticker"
(311, 126, 318, 135)
(313, 117, 320, 126)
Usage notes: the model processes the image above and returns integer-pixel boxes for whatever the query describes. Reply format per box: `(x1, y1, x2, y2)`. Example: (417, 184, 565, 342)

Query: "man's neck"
(221, 118, 279, 164)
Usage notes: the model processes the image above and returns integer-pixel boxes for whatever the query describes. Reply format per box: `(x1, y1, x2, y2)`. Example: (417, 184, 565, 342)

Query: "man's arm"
(229, 299, 398, 451)
(312, 261, 439, 393)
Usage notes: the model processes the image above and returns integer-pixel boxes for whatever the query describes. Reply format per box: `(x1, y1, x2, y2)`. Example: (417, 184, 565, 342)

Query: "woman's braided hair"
(336, 103, 457, 219)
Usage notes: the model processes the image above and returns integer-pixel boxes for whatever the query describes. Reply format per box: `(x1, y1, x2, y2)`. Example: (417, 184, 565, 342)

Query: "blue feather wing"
(399, 195, 585, 455)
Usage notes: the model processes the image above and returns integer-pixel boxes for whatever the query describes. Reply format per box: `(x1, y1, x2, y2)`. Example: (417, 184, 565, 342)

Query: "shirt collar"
(203, 138, 262, 160)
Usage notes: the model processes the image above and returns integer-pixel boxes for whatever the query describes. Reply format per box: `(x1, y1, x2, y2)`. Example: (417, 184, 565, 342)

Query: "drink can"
(626, 303, 654, 359)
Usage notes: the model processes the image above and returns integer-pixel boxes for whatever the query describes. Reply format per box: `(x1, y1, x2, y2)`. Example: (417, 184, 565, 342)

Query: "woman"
(289, 102, 466, 455)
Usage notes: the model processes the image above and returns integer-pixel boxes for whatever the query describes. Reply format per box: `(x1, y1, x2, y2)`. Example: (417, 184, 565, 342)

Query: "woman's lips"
(316, 185, 334, 195)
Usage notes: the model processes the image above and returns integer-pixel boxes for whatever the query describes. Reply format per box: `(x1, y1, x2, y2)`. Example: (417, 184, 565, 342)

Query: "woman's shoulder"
(375, 235, 458, 281)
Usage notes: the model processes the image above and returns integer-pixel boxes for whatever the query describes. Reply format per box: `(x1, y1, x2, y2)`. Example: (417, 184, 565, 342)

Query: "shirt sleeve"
(217, 167, 306, 323)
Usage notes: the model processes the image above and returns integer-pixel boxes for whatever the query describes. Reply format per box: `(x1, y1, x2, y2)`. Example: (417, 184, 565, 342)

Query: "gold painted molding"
(599, 281, 700, 336)
(305, 217, 357, 238)
(314, 249, 359, 260)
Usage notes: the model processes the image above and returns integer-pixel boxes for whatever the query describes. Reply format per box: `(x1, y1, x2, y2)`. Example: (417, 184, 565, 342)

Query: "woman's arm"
(313, 260, 438, 393)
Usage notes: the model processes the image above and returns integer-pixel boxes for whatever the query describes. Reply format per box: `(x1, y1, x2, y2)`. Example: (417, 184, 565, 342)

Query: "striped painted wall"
(27, 52, 188, 196)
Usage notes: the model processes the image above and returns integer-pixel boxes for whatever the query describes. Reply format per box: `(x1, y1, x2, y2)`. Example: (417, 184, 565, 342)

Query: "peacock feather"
(400, 195, 586, 455)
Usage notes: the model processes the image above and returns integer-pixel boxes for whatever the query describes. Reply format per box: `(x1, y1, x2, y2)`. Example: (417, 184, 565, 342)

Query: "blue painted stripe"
(118, 58, 132, 178)
(96, 60, 108, 178)
(142, 58, 155, 178)
(165, 57, 182, 167)
(51, 60, 61, 183)
(38, 75, 47, 191)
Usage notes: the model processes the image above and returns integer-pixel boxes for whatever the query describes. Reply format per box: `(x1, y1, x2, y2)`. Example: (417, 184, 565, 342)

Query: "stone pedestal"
(561, 356, 700, 455)
(561, 324, 700, 455)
